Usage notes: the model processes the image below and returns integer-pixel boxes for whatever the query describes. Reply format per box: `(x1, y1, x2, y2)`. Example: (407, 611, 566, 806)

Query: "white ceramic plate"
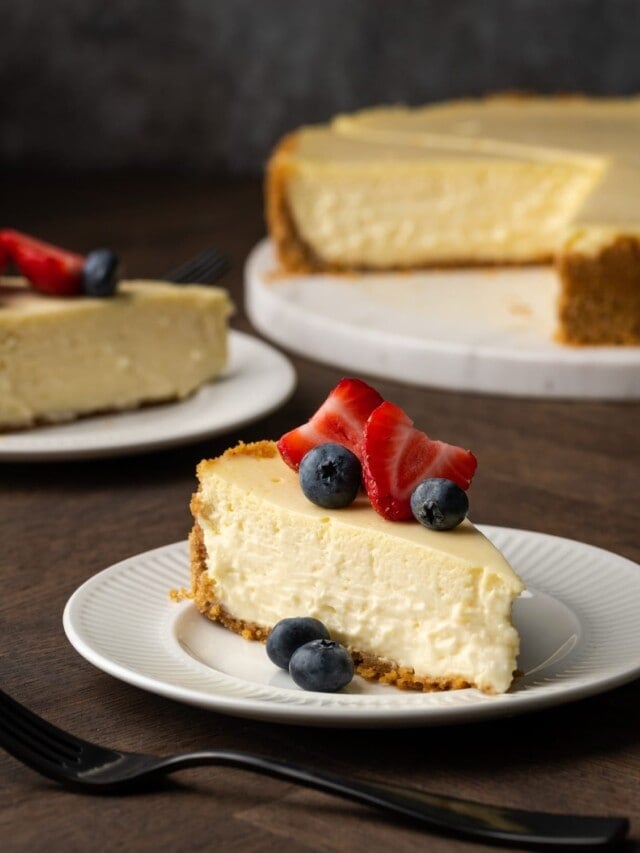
(0, 331, 295, 461)
(63, 526, 640, 728)
(245, 239, 640, 400)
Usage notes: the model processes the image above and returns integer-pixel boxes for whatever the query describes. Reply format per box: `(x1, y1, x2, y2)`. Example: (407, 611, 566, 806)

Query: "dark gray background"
(2, 0, 639, 175)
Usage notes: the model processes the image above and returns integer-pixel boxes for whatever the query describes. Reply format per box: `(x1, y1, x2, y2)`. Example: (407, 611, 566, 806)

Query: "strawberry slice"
(277, 378, 384, 470)
(0, 229, 84, 296)
(362, 401, 477, 521)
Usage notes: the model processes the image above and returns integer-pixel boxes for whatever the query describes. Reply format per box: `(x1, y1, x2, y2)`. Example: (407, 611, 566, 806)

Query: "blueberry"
(81, 249, 120, 297)
(289, 639, 354, 692)
(299, 443, 361, 509)
(266, 617, 330, 670)
(410, 477, 469, 531)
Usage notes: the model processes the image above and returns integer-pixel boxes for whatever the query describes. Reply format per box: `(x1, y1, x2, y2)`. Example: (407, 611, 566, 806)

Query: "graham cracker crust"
(265, 134, 326, 274)
(556, 235, 640, 345)
(187, 520, 474, 693)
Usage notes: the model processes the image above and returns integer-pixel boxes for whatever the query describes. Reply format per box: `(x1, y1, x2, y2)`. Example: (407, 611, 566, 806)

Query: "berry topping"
(289, 639, 354, 692)
(299, 443, 362, 509)
(0, 229, 84, 296)
(362, 401, 477, 521)
(81, 249, 120, 298)
(410, 478, 469, 530)
(266, 617, 330, 670)
(277, 378, 383, 470)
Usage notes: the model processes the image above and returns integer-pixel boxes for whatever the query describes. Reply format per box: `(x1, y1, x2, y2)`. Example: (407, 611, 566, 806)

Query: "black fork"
(0, 688, 628, 848)
(163, 246, 231, 285)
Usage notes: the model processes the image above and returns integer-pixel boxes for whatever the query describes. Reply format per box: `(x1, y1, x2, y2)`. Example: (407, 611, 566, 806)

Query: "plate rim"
(245, 238, 640, 400)
(0, 330, 296, 462)
(62, 526, 640, 728)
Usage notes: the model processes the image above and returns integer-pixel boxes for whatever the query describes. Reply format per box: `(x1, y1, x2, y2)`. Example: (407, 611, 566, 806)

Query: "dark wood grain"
(1, 176, 639, 852)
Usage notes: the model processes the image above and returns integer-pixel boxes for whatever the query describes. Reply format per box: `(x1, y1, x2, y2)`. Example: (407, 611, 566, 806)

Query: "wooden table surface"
(1, 176, 639, 852)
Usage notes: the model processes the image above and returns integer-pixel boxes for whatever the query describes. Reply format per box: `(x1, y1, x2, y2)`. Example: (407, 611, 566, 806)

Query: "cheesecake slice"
(189, 441, 524, 694)
(0, 277, 233, 431)
(267, 95, 640, 345)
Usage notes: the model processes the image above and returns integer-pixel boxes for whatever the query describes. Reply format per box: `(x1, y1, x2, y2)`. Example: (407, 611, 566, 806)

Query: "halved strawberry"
(362, 401, 477, 521)
(277, 378, 384, 470)
(0, 229, 84, 296)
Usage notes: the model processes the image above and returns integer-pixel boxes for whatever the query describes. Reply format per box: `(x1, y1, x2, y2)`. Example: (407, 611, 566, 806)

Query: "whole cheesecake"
(189, 440, 524, 695)
(0, 276, 232, 431)
(266, 95, 640, 345)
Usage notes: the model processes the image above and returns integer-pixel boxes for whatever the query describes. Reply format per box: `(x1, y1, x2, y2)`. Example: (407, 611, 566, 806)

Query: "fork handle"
(159, 750, 628, 848)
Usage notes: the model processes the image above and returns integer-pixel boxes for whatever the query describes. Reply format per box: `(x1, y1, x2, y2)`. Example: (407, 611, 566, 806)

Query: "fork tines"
(0, 688, 82, 770)
(163, 246, 231, 285)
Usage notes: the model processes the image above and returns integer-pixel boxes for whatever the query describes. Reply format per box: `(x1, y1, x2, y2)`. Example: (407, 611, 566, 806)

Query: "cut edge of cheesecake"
(188, 519, 475, 692)
(556, 230, 640, 345)
(188, 440, 523, 694)
(266, 132, 557, 274)
(0, 276, 234, 431)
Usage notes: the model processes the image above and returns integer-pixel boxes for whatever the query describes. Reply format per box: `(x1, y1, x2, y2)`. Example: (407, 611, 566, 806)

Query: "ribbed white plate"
(245, 239, 640, 400)
(0, 331, 295, 461)
(63, 527, 640, 727)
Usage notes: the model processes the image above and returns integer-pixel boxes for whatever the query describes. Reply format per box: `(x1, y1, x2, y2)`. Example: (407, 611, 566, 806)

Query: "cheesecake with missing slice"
(267, 95, 640, 345)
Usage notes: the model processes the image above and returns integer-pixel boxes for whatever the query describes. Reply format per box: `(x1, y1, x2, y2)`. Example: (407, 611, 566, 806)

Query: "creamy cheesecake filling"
(0, 278, 232, 430)
(193, 444, 523, 694)
(286, 160, 599, 267)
